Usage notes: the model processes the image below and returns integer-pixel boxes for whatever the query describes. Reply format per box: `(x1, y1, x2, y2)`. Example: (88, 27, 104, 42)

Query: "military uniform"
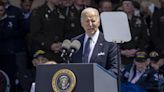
(120, 15, 149, 49)
(29, 3, 67, 63)
(0, 5, 26, 54)
(63, 5, 84, 39)
(0, 4, 26, 92)
(151, 8, 164, 56)
(119, 15, 149, 65)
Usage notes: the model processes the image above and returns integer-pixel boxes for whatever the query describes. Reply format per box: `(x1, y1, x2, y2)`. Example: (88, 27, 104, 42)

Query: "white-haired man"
(71, 7, 120, 73)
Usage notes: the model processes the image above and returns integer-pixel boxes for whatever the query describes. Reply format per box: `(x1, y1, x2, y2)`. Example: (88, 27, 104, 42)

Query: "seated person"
(32, 50, 57, 67)
(149, 51, 164, 91)
(121, 50, 158, 92)
(150, 51, 164, 73)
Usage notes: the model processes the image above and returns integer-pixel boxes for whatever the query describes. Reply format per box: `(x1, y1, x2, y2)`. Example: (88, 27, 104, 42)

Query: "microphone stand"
(111, 40, 122, 92)
(116, 41, 122, 92)
(66, 49, 75, 64)
(66, 58, 71, 64)
(61, 50, 76, 64)
(115, 40, 126, 92)
(61, 52, 70, 64)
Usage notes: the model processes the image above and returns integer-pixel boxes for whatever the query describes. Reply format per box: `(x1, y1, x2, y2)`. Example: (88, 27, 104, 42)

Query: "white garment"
(30, 82, 35, 92)
(83, 30, 99, 63)
(130, 70, 144, 84)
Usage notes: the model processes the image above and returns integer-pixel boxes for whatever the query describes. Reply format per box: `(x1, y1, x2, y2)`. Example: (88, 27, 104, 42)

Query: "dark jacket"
(63, 5, 84, 39)
(151, 8, 164, 55)
(122, 64, 158, 90)
(0, 5, 26, 54)
(29, 3, 67, 62)
(119, 15, 149, 50)
(71, 31, 120, 70)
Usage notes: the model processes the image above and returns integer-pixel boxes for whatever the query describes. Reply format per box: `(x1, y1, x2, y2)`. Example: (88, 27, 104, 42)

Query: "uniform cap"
(149, 51, 160, 62)
(134, 50, 148, 62)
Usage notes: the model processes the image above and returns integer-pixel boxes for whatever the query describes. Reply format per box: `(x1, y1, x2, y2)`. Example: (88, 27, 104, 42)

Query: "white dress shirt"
(83, 30, 99, 63)
(130, 70, 145, 84)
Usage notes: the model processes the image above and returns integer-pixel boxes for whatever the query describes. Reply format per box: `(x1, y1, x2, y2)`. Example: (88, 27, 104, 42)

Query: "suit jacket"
(71, 31, 120, 70)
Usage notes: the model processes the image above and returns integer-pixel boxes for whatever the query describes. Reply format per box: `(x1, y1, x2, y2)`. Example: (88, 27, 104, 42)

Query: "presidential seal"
(52, 69, 76, 92)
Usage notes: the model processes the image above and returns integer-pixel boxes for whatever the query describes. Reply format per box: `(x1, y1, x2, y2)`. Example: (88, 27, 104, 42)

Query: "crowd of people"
(0, 0, 164, 92)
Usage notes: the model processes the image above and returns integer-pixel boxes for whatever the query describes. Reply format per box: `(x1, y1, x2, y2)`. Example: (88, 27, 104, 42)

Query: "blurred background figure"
(0, 2, 10, 92)
(29, 0, 67, 64)
(149, 51, 164, 72)
(20, 0, 33, 51)
(149, 51, 164, 92)
(83, 0, 97, 8)
(119, 0, 149, 65)
(137, 0, 158, 54)
(98, 0, 113, 13)
(20, 0, 33, 23)
(132, 1, 140, 17)
(150, 0, 164, 58)
(110, 0, 120, 9)
(140, 0, 158, 29)
(64, 0, 85, 39)
(98, 0, 113, 32)
(30, 0, 46, 9)
(20, 0, 33, 12)
(61, 0, 73, 7)
(0, 0, 5, 18)
(0, 0, 29, 91)
(61, 0, 74, 16)
(17, 0, 34, 92)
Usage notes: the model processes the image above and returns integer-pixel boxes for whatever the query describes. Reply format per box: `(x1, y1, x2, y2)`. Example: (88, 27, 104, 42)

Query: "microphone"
(61, 39, 71, 58)
(69, 40, 81, 58)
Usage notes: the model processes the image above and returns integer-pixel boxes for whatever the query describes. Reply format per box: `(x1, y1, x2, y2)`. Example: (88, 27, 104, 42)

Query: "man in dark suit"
(71, 7, 120, 72)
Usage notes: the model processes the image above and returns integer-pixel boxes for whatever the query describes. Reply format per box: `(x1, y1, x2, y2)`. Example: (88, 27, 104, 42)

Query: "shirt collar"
(84, 30, 99, 43)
